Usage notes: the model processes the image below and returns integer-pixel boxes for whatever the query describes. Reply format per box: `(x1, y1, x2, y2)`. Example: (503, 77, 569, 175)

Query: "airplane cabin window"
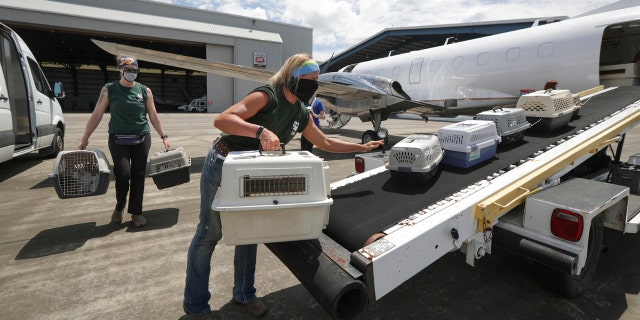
(477, 52, 490, 65)
(452, 56, 463, 69)
(430, 60, 441, 71)
(392, 66, 400, 80)
(506, 48, 520, 61)
(538, 42, 555, 57)
(410, 58, 423, 84)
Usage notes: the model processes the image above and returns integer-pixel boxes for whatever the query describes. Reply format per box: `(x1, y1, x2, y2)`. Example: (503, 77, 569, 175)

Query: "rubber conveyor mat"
(325, 87, 640, 252)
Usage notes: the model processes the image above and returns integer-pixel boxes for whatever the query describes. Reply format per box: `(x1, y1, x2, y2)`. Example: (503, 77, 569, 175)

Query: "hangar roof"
(320, 17, 567, 73)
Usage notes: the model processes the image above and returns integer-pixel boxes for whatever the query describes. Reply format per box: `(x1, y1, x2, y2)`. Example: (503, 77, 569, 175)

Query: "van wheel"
(40, 127, 64, 158)
(533, 216, 603, 297)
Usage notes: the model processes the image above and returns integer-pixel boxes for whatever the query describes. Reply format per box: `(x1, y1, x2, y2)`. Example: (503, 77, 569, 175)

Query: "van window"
(409, 58, 423, 84)
(27, 58, 47, 94)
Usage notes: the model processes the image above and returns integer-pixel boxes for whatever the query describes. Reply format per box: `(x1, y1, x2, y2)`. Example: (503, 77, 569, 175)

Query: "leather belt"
(212, 137, 230, 157)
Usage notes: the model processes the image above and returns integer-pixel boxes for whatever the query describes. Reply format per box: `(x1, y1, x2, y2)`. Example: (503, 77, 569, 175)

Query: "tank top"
(106, 81, 150, 135)
(222, 85, 310, 151)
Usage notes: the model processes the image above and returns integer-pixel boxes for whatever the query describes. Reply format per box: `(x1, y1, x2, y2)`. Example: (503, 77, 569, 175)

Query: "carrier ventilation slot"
(242, 175, 307, 197)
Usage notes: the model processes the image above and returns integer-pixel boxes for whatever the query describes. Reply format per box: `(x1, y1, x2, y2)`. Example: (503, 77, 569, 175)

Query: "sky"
(148, 0, 621, 62)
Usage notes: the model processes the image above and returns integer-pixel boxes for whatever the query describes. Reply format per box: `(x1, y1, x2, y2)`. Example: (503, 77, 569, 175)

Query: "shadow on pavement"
(15, 208, 180, 259)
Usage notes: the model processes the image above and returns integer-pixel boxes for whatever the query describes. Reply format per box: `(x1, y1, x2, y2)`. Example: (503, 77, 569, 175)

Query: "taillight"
(355, 157, 365, 173)
(551, 208, 583, 242)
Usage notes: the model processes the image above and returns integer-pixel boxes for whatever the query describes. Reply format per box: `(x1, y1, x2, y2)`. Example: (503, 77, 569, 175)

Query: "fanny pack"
(114, 134, 145, 145)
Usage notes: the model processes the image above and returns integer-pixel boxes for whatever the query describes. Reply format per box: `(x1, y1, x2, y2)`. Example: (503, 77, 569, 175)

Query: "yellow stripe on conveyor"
(474, 103, 640, 231)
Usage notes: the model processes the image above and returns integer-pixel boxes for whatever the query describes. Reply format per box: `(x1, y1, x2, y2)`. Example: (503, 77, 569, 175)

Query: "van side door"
(0, 54, 12, 163)
(25, 57, 56, 149)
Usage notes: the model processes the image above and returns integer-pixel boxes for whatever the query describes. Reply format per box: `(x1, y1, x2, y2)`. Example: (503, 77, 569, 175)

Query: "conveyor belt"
(326, 86, 640, 252)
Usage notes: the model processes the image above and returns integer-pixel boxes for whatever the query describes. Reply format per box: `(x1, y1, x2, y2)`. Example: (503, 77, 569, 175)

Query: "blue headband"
(292, 59, 319, 77)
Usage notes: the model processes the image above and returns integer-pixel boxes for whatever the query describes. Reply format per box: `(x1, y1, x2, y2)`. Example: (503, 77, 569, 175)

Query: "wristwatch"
(161, 134, 169, 140)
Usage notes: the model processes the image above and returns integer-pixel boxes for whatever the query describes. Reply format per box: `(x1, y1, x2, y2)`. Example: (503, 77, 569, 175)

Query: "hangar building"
(0, 0, 312, 112)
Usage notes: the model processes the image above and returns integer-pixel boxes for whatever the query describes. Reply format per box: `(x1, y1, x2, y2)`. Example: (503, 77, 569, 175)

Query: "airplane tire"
(533, 216, 603, 297)
(378, 127, 389, 148)
(362, 130, 377, 144)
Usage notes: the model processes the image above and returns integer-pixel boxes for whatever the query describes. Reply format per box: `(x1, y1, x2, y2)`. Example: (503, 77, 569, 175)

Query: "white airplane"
(92, 0, 640, 144)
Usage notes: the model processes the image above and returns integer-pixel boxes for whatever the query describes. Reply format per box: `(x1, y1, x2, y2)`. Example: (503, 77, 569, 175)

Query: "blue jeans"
(183, 146, 258, 315)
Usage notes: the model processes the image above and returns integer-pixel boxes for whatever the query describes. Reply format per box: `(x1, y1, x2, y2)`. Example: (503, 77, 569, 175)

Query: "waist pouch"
(114, 134, 145, 145)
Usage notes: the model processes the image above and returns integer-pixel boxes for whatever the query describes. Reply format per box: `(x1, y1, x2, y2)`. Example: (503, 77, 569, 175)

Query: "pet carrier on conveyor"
(386, 134, 443, 185)
(516, 89, 579, 132)
(49, 150, 111, 199)
(213, 149, 333, 245)
(476, 107, 530, 144)
(438, 120, 501, 169)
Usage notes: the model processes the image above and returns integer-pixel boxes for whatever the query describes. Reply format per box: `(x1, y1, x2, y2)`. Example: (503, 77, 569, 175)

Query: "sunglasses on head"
(122, 67, 138, 74)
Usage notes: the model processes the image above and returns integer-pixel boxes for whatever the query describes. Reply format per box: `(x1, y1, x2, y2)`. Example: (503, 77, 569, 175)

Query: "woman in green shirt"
(79, 56, 170, 228)
(181, 54, 383, 320)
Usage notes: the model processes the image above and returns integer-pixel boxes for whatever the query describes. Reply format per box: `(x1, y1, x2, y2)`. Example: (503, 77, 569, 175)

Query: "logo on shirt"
(291, 120, 299, 137)
(135, 93, 144, 103)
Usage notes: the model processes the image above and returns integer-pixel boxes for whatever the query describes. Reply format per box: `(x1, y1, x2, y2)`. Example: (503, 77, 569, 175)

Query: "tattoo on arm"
(97, 87, 107, 105)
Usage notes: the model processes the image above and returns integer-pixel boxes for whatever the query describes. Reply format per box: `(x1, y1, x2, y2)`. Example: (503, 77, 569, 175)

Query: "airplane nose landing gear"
(362, 127, 388, 149)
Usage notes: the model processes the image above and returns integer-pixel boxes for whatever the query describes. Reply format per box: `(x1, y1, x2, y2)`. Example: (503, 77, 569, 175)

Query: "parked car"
(177, 104, 188, 111)
(184, 98, 208, 112)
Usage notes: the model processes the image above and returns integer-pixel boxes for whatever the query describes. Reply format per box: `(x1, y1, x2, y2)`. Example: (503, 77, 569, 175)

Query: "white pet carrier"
(213, 150, 333, 245)
(386, 134, 443, 185)
(476, 107, 530, 144)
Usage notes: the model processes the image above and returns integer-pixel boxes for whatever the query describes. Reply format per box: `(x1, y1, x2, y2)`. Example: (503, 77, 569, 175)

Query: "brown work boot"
(232, 298, 268, 318)
(178, 311, 217, 320)
(110, 208, 123, 224)
(131, 214, 147, 227)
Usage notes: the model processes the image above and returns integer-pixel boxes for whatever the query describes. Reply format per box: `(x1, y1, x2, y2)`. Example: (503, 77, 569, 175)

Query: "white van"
(185, 98, 208, 112)
(0, 22, 65, 164)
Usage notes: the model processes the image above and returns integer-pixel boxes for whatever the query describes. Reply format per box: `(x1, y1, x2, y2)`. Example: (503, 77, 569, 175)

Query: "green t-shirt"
(106, 81, 150, 135)
(221, 85, 310, 151)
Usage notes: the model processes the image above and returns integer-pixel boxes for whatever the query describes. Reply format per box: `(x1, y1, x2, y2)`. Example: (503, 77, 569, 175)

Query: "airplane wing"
(91, 39, 438, 113)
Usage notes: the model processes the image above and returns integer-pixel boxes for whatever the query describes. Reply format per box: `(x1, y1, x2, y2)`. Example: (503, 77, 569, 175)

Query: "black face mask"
(287, 78, 318, 104)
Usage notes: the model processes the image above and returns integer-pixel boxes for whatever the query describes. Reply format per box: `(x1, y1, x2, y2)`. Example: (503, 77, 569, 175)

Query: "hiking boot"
(232, 298, 268, 318)
(178, 311, 217, 320)
(110, 208, 123, 224)
(131, 214, 147, 227)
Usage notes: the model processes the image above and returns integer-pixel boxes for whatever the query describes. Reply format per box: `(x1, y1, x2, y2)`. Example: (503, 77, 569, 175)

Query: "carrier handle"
(258, 143, 286, 155)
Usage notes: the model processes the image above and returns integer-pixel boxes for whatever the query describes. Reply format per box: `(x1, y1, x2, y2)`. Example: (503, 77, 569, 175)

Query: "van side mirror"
(53, 82, 65, 99)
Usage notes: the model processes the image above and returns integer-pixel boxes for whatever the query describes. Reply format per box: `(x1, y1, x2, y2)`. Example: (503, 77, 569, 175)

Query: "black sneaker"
(178, 311, 217, 320)
(232, 298, 269, 318)
(110, 208, 123, 224)
(131, 214, 147, 227)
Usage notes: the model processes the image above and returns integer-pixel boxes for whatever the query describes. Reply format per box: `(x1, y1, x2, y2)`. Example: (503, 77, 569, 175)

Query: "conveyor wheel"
(534, 216, 603, 297)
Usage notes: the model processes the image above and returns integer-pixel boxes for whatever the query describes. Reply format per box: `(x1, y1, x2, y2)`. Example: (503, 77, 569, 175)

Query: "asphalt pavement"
(1, 112, 640, 320)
